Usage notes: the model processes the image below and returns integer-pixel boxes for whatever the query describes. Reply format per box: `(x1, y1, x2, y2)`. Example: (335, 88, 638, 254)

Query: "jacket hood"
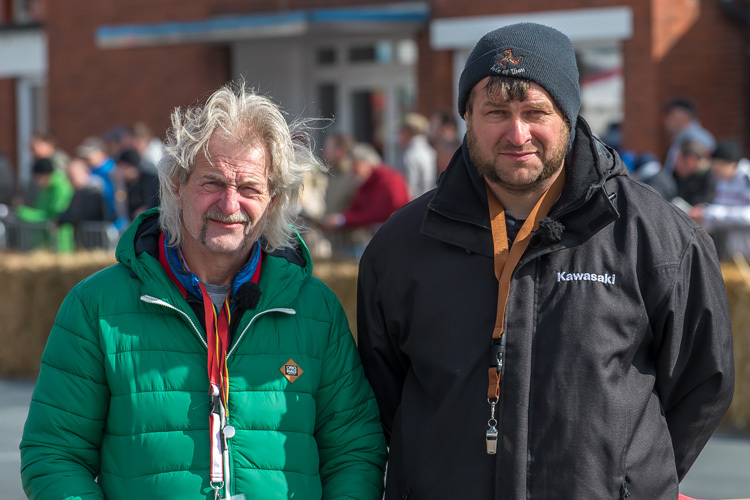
(115, 208, 313, 310)
(553, 117, 628, 218)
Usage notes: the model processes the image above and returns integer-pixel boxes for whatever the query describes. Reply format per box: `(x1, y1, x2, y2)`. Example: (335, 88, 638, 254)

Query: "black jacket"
(357, 119, 734, 499)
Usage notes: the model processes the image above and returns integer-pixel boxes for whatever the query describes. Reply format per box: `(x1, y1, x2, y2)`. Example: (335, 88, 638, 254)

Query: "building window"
(348, 45, 377, 63)
(317, 47, 337, 66)
(346, 40, 417, 65)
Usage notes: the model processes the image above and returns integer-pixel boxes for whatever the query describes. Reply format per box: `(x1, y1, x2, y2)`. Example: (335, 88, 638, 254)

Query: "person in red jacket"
(323, 142, 410, 257)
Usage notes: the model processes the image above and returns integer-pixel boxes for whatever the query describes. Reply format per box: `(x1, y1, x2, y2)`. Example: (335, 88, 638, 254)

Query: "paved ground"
(2, 378, 749, 499)
(2, 379, 35, 500)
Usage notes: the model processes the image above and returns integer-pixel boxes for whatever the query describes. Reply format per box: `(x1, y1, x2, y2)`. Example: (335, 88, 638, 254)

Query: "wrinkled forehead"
(203, 131, 265, 162)
(188, 134, 271, 185)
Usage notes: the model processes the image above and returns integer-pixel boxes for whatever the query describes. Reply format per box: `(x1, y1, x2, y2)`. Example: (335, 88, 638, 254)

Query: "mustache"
(499, 145, 537, 153)
(204, 211, 251, 224)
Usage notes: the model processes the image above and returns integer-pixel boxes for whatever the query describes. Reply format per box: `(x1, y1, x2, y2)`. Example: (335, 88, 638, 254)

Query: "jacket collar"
(421, 141, 494, 256)
(118, 208, 313, 311)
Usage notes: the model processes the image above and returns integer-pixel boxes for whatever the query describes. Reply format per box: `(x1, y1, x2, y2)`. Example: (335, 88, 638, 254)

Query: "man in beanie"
(357, 23, 734, 499)
(115, 148, 160, 221)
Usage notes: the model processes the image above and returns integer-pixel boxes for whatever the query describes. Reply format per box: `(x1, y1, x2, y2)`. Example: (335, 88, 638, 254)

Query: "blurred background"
(0, 0, 749, 498)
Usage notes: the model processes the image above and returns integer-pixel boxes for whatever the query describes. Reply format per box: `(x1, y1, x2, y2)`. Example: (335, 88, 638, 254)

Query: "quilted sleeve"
(20, 286, 109, 500)
(313, 288, 387, 500)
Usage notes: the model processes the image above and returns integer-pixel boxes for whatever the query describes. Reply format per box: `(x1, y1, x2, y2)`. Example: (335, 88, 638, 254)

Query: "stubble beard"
(467, 125, 570, 194)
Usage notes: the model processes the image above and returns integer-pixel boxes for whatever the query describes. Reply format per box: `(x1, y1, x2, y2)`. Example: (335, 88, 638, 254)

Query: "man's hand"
(322, 213, 346, 231)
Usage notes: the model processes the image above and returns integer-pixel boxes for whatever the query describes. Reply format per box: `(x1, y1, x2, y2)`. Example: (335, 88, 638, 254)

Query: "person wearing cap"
(689, 139, 750, 260)
(398, 112, 437, 199)
(115, 148, 160, 221)
(673, 139, 717, 207)
(662, 98, 716, 174)
(356, 23, 734, 499)
(21, 83, 386, 500)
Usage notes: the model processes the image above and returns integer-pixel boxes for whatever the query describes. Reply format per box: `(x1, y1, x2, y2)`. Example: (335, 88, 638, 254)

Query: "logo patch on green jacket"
(280, 358, 303, 383)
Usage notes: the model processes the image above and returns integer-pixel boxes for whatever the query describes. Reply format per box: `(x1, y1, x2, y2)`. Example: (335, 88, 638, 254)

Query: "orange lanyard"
(484, 170, 566, 453)
(202, 288, 231, 413)
(200, 285, 232, 490)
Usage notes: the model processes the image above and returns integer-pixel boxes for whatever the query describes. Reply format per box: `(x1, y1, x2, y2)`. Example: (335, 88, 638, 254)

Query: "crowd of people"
(610, 97, 750, 262)
(0, 124, 162, 251)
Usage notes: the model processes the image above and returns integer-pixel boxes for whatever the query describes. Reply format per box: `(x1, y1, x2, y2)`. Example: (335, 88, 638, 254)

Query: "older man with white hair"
(21, 82, 386, 500)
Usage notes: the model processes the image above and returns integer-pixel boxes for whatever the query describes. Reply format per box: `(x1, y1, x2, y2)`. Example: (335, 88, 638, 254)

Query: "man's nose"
(505, 117, 532, 146)
(217, 187, 241, 213)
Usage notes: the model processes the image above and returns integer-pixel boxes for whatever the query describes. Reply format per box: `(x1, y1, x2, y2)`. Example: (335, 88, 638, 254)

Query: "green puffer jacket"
(21, 210, 386, 500)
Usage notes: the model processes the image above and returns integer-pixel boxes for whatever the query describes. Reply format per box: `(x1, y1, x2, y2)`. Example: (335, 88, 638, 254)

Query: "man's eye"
(203, 181, 222, 191)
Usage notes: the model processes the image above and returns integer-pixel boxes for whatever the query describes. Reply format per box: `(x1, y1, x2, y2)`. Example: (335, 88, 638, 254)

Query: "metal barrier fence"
(75, 221, 119, 251)
(0, 219, 119, 252)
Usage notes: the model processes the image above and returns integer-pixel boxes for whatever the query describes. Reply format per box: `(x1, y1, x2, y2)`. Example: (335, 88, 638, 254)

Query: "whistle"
(486, 425, 498, 454)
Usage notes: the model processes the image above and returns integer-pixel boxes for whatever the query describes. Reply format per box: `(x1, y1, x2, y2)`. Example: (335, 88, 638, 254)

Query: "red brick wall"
(46, 1, 230, 156)
(652, 0, 746, 156)
(620, 0, 660, 154)
(415, 29, 454, 119)
(0, 78, 17, 176)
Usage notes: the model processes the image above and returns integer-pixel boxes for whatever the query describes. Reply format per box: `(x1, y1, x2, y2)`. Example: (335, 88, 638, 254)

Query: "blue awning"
(97, 2, 430, 49)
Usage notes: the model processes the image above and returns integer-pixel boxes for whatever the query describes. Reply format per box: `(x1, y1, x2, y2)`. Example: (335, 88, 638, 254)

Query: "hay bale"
(312, 258, 360, 340)
(721, 263, 750, 432)
(0, 250, 116, 378)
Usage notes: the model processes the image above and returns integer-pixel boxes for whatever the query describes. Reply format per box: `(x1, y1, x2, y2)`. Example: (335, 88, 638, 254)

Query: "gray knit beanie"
(458, 23, 580, 130)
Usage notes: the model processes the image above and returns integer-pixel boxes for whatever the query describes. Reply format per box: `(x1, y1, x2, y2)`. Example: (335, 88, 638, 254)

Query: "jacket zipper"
(223, 307, 294, 498)
(228, 307, 295, 358)
(140, 295, 208, 348)
(140, 295, 295, 496)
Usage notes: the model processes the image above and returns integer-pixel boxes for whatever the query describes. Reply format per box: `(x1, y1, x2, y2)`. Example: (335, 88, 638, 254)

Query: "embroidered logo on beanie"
(491, 49, 524, 74)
